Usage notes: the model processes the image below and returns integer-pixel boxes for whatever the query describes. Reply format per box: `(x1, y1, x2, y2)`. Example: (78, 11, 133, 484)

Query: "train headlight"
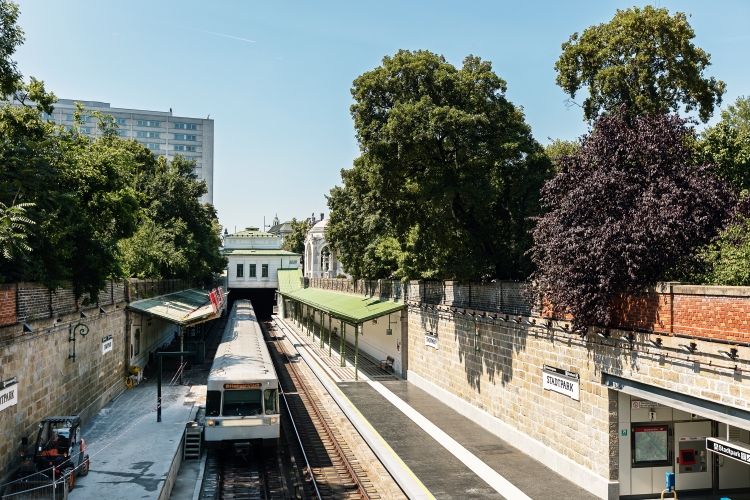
(264, 417, 278, 425)
(206, 420, 216, 427)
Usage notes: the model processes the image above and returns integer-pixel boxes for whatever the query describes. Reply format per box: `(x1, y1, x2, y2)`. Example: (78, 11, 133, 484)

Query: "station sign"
(425, 332, 438, 350)
(542, 365, 580, 401)
(101, 335, 113, 355)
(0, 377, 18, 412)
(706, 437, 750, 465)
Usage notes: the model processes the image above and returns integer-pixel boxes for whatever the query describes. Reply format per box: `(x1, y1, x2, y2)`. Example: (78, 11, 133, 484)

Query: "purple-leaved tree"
(529, 108, 734, 328)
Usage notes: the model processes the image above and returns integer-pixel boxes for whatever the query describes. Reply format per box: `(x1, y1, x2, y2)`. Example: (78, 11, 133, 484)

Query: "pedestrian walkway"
(63, 359, 206, 500)
(277, 315, 597, 500)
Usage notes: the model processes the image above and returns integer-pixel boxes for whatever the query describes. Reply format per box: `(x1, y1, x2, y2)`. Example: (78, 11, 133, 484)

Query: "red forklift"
(1, 416, 90, 499)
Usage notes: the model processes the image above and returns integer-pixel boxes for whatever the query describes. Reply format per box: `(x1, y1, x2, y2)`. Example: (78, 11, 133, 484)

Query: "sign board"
(542, 365, 580, 400)
(101, 335, 113, 355)
(632, 400, 667, 409)
(0, 380, 18, 412)
(224, 383, 261, 389)
(425, 332, 438, 350)
(706, 437, 750, 465)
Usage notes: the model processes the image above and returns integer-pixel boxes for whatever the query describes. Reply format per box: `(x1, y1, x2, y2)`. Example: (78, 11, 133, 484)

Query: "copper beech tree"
(529, 109, 734, 328)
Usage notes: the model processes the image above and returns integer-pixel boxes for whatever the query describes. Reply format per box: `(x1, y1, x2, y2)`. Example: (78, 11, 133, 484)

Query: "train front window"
(222, 389, 263, 416)
(264, 389, 278, 414)
(206, 391, 221, 417)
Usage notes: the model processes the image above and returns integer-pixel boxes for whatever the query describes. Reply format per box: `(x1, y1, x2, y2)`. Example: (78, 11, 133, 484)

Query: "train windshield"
(264, 389, 278, 414)
(222, 389, 263, 416)
(206, 391, 221, 416)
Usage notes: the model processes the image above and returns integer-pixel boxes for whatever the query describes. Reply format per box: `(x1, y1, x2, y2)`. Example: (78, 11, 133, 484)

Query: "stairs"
(183, 422, 203, 460)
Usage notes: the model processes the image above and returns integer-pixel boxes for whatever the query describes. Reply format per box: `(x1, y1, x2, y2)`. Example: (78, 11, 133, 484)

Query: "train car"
(204, 300, 280, 451)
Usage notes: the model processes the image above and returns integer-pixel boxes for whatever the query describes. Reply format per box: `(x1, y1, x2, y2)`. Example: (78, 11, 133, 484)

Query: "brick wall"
(0, 307, 128, 478)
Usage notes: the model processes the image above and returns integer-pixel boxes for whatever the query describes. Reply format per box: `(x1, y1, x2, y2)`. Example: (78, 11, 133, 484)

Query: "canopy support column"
(354, 323, 359, 381)
(320, 310, 324, 349)
(328, 315, 332, 357)
(340, 322, 346, 367)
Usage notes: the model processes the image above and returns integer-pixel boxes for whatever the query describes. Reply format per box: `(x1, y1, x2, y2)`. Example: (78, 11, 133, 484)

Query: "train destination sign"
(224, 383, 261, 389)
(0, 379, 18, 412)
(707, 437, 750, 465)
(542, 365, 580, 401)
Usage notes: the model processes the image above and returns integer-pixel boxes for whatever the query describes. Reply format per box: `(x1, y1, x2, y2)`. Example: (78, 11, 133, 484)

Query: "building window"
(79, 127, 92, 134)
(236, 263, 244, 278)
(66, 115, 91, 122)
(137, 131, 160, 138)
(137, 120, 160, 127)
(174, 123, 197, 130)
(41, 112, 55, 121)
(185, 135, 197, 141)
(115, 130, 127, 137)
(249, 264, 256, 277)
(174, 145, 185, 151)
(134, 329, 140, 356)
(146, 143, 160, 149)
(262, 264, 269, 277)
(187, 146, 197, 152)
(174, 134, 185, 140)
(116, 118, 127, 125)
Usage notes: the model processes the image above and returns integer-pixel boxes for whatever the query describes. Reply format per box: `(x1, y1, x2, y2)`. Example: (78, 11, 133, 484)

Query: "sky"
(12, 0, 750, 234)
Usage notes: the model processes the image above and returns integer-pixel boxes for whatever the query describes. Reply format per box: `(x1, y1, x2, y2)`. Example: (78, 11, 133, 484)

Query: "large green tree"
(327, 50, 551, 281)
(555, 6, 725, 123)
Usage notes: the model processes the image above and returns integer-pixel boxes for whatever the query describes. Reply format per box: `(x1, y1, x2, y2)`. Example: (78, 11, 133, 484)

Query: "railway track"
(264, 320, 376, 500)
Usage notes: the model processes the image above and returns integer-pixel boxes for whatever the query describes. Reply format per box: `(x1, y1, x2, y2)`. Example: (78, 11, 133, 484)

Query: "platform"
(277, 315, 599, 500)
(68, 375, 202, 499)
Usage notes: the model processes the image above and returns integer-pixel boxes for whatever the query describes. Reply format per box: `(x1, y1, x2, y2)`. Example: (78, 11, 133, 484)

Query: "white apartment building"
(224, 227, 301, 290)
(42, 99, 214, 204)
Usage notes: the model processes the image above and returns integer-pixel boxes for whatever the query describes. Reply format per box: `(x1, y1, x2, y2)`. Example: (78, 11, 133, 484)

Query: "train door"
(674, 421, 712, 491)
(718, 424, 750, 490)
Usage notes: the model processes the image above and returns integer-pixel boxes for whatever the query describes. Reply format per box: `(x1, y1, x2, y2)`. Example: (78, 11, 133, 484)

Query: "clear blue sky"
(13, 0, 750, 234)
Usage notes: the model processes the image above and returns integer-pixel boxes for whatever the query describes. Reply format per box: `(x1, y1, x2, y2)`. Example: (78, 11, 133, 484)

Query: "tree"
(529, 109, 733, 328)
(281, 218, 310, 255)
(555, 6, 725, 123)
(545, 139, 580, 172)
(697, 95, 750, 193)
(119, 154, 226, 284)
(327, 49, 551, 281)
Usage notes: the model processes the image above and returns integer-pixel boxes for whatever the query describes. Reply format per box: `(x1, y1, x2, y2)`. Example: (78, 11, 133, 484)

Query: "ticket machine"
(674, 421, 712, 490)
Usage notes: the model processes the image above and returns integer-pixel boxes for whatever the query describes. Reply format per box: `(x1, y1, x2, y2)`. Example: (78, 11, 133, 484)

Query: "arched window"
(321, 246, 331, 272)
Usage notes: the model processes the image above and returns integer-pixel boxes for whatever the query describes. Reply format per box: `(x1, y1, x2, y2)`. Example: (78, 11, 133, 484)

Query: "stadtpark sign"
(542, 365, 580, 401)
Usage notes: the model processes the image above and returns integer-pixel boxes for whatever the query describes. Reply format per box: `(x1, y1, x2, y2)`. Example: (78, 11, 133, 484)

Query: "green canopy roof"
(127, 288, 227, 326)
(277, 269, 404, 324)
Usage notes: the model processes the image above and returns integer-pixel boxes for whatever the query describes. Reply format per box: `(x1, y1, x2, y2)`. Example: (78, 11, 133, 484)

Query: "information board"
(101, 335, 113, 355)
(707, 437, 750, 465)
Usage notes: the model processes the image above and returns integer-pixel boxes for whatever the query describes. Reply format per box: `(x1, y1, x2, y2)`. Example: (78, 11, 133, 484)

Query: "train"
(204, 300, 280, 451)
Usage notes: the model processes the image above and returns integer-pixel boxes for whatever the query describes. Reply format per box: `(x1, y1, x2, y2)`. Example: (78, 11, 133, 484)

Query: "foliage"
(0, 0, 23, 98)
(280, 217, 310, 255)
(0, 201, 33, 259)
(696, 96, 750, 193)
(690, 217, 750, 286)
(119, 154, 226, 284)
(529, 109, 733, 328)
(327, 49, 552, 281)
(545, 139, 579, 172)
(555, 6, 725, 123)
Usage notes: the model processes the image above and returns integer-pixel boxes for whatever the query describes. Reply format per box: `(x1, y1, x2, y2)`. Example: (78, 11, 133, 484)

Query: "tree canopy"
(530, 109, 733, 328)
(280, 218, 311, 256)
(555, 6, 725, 123)
(327, 50, 552, 281)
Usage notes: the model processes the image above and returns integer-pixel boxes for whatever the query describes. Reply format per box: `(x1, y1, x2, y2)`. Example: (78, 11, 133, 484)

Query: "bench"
(380, 356, 394, 373)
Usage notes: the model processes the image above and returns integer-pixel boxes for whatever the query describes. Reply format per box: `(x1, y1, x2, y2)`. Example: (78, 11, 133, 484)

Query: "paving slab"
(71, 382, 193, 499)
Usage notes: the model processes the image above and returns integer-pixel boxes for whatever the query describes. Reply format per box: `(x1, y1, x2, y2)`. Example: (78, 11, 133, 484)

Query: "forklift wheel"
(79, 455, 90, 477)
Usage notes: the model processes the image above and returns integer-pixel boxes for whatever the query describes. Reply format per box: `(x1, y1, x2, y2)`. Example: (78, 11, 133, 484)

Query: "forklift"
(1, 416, 90, 499)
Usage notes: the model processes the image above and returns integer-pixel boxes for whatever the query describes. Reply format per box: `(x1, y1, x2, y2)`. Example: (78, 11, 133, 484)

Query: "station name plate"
(224, 383, 262, 389)
(706, 437, 750, 465)
(425, 332, 438, 350)
(542, 365, 580, 401)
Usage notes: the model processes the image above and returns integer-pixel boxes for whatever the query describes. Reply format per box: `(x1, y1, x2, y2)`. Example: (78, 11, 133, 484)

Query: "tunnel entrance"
(227, 288, 276, 320)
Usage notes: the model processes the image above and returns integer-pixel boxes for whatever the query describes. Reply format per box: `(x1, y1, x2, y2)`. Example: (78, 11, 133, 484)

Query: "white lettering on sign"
(707, 437, 750, 465)
(102, 335, 113, 355)
(425, 333, 438, 350)
(542, 368, 580, 401)
(0, 382, 18, 412)
(632, 400, 666, 409)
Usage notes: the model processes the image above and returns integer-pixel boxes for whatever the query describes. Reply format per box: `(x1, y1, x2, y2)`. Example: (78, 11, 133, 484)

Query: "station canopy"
(127, 288, 227, 327)
(277, 269, 405, 324)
